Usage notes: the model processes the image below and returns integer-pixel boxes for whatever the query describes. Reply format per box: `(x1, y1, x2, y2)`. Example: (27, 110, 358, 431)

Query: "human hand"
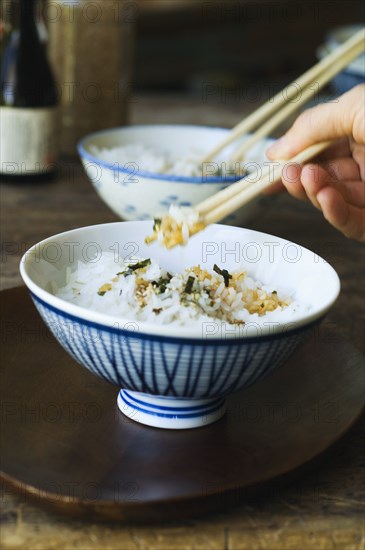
(266, 84, 365, 241)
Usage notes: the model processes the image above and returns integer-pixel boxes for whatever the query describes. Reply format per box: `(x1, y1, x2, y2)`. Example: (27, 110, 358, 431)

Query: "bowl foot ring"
(117, 389, 226, 429)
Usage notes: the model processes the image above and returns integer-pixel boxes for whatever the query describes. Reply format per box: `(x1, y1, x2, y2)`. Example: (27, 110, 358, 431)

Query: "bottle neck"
(19, 0, 37, 31)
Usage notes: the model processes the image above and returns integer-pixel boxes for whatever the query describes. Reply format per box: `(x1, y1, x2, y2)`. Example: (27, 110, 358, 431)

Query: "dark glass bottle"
(0, 0, 59, 182)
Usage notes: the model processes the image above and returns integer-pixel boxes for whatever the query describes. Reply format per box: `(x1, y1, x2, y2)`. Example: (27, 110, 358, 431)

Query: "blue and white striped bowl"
(20, 222, 340, 429)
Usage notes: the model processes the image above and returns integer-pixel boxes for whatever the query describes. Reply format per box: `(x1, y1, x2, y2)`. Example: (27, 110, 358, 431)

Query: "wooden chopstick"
(197, 164, 273, 215)
(229, 39, 365, 162)
(200, 140, 333, 226)
(200, 28, 365, 164)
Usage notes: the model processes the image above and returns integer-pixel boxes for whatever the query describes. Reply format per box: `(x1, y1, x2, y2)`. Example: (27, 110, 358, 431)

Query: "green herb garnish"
(130, 259, 151, 271)
(151, 273, 172, 294)
(184, 276, 195, 294)
(117, 258, 151, 277)
(213, 264, 232, 287)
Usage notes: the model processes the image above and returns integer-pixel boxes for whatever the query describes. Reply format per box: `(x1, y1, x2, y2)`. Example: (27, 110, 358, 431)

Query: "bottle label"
(0, 107, 58, 175)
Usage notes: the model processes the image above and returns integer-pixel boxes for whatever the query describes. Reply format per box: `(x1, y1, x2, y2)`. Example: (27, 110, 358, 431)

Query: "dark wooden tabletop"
(1, 94, 364, 550)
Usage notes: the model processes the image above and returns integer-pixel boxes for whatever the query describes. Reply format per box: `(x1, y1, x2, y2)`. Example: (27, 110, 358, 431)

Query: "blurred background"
(43, 0, 364, 153)
(3, 0, 362, 155)
(132, 0, 364, 93)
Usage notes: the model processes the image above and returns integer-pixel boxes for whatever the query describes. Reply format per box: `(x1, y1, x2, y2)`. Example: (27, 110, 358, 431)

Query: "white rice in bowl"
(90, 144, 207, 177)
(53, 254, 308, 331)
(89, 144, 245, 178)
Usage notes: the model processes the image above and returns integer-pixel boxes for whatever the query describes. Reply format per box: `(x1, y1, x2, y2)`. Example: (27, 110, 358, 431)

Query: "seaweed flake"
(152, 274, 172, 294)
(184, 276, 195, 294)
(213, 264, 232, 287)
(117, 258, 151, 277)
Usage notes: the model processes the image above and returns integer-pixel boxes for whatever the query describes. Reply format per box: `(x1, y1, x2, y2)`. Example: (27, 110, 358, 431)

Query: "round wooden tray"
(1, 287, 364, 522)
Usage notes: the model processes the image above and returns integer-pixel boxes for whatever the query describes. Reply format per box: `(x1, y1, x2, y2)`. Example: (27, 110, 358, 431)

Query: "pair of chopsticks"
(193, 28, 365, 227)
(201, 28, 365, 164)
(198, 140, 333, 225)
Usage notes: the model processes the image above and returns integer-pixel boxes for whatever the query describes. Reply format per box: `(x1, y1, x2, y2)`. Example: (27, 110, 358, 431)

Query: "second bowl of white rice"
(78, 125, 275, 226)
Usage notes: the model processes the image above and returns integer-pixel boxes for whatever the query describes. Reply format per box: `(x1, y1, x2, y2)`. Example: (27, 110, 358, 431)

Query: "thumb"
(267, 84, 365, 160)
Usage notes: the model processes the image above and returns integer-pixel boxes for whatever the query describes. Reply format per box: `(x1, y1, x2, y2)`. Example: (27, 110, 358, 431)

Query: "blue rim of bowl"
(31, 291, 321, 346)
(77, 124, 266, 185)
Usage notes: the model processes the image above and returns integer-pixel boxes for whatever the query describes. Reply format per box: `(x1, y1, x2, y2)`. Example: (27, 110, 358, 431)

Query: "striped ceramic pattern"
(119, 390, 225, 419)
(33, 295, 309, 399)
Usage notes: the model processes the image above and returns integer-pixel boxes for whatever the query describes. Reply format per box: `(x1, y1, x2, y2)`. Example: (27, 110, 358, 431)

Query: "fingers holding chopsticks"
(263, 153, 363, 198)
(264, 158, 365, 241)
(265, 84, 365, 241)
(266, 84, 365, 161)
(315, 186, 365, 241)
(300, 161, 365, 207)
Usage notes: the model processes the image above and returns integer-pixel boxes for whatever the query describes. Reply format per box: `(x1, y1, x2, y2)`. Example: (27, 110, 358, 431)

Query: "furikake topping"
(151, 273, 173, 294)
(130, 258, 152, 271)
(153, 218, 162, 231)
(98, 283, 112, 296)
(117, 258, 151, 277)
(184, 275, 195, 294)
(213, 264, 232, 287)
